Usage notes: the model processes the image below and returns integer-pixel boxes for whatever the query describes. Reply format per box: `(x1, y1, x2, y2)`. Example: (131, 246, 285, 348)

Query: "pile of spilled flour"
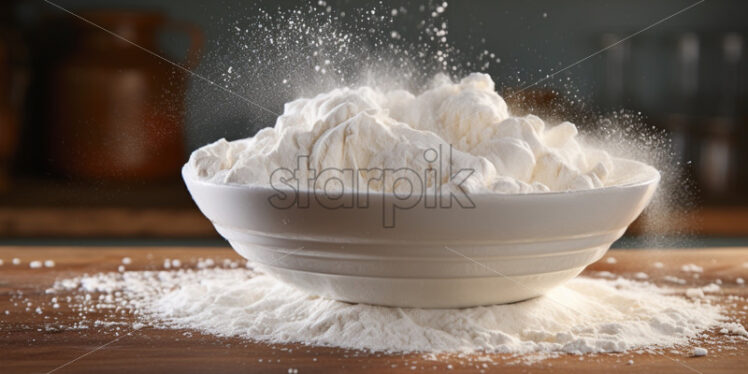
(48, 261, 747, 360)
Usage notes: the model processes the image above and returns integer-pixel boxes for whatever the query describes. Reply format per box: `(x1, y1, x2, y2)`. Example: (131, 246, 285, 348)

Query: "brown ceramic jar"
(47, 11, 203, 181)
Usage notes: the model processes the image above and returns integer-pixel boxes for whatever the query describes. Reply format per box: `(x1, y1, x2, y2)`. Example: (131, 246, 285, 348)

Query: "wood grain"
(1, 247, 746, 373)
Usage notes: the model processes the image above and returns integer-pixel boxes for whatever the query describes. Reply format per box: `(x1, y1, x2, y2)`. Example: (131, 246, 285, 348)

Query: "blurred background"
(0, 0, 746, 246)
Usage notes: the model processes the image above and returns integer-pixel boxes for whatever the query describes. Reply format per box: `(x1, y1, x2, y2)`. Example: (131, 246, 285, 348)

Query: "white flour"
(189, 73, 643, 194)
(51, 265, 746, 357)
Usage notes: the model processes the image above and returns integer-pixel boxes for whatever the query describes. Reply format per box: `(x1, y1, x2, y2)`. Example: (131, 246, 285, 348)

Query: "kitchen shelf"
(1, 178, 747, 238)
(626, 206, 748, 237)
(0, 178, 215, 238)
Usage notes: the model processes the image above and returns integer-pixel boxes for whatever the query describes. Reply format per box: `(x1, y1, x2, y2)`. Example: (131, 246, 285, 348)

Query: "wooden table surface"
(1, 247, 746, 373)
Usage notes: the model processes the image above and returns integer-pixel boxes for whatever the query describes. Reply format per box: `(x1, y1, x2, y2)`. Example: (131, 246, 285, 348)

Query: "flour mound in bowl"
(189, 73, 631, 194)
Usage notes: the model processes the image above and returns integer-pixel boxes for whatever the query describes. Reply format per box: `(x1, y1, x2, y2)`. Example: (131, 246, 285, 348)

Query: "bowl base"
(254, 263, 586, 309)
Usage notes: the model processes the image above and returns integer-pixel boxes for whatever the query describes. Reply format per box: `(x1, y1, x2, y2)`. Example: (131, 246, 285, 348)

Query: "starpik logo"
(267, 145, 476, 227)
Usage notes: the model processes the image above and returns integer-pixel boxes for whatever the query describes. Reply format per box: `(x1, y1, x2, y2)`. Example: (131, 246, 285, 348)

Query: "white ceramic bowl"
(183, 158, 659, 308)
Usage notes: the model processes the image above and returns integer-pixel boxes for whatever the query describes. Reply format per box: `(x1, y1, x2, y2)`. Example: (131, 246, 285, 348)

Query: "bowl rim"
(182, 157, 660, 199)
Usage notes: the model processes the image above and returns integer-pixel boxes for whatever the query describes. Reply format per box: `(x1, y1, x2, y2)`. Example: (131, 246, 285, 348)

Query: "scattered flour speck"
(691, 347, 708, 357)
(681, 264, 703, 273)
